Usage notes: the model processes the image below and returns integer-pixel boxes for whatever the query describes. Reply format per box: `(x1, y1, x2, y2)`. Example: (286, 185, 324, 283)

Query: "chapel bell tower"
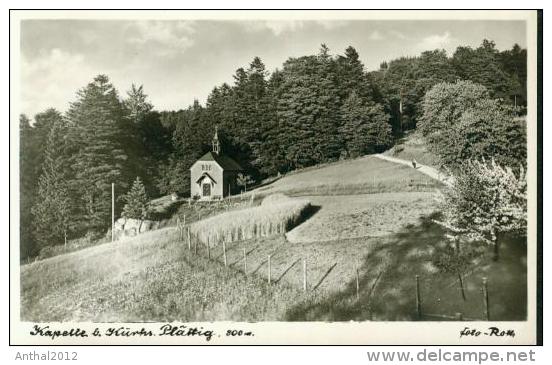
(212, 126, 220, 154)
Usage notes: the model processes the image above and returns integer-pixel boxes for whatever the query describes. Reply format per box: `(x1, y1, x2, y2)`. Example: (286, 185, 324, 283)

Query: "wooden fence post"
(187, 228, 191, 251)
(180, 215, 185, 241)
(303, 258, 307, 292)
(482, 277, 490, 320)
(243, 247, 247, 274)
(267, 255, 271, 284)
(194, 234, 198, 255)
(356, 268, 360, 300)
(207, 238, 211, 260)
(223, 240, 227, 267)
(416, 275, 422, 319)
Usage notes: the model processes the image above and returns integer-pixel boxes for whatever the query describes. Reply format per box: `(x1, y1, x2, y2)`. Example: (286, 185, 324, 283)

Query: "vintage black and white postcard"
(9, 9, 540, 345)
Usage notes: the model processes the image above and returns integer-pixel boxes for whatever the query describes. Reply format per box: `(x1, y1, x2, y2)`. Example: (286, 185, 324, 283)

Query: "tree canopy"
(18, 39, 527, 259)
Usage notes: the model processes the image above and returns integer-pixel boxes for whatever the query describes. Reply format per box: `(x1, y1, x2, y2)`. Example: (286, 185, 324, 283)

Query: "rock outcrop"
(112, 217, 160, 240)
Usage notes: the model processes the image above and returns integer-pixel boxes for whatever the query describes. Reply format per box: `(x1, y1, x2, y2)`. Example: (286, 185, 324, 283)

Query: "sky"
(20, 19, 526, 120)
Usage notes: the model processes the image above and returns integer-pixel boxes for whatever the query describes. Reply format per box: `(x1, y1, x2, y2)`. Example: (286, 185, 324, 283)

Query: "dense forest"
(19, 39, 527, 259)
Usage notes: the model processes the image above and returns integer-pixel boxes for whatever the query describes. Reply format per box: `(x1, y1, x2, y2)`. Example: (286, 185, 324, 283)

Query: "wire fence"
(175, 218, 492, 322)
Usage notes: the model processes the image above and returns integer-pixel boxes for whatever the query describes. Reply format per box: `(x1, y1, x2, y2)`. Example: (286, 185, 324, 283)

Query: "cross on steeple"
(212, 126, 220, 154)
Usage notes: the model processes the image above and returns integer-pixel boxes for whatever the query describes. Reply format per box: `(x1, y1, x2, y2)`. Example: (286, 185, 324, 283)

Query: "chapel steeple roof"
(212, 126, 220, 154)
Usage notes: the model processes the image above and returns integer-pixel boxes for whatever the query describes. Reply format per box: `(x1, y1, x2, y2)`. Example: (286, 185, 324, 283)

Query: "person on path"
(412, 159, 417, 169)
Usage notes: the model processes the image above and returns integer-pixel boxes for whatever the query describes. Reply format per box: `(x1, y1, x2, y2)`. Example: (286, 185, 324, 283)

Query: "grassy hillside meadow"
(255, 155, 439, 197)
(21, 227, 318, 322)
(20, 147, 527, 322)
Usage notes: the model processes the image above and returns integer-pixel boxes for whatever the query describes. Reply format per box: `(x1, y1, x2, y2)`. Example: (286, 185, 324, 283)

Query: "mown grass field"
(285, 192, 437, 243)
(20, 144, 526, 322)
(254, 155, 440, 197)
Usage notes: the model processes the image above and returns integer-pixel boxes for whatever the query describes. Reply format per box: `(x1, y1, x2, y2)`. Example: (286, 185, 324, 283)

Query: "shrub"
(190, 197, 311, 246)
(237, 173, 255, 192)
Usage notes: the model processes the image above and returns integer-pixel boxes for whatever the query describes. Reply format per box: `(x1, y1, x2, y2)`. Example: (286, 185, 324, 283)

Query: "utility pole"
(111, 182, 115, 242)
(399, 87, 403, 133)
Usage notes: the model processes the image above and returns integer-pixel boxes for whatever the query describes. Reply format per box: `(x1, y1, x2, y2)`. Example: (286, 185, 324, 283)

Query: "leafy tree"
(435, 159, 527, 261)
(498, 43, 527, 109)
(452, 39, 519, 104)
(31, 117, 72, 249)
(121, 177, 151, 224)
(419, 81, 526, 168)
(156, 155, 192, 196)
(339, 92, 392, 157)
(419, 80, 489, 139)
(445, 99, 526, 168)
(236, 173, 255, 192)
(371, 50, 456, 133)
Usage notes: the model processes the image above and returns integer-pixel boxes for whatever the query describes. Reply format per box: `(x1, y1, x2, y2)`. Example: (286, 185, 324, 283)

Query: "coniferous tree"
(276, 45, 343, 168)
(20, 110, 64, 258)
(123, 84, 170, 197)
(66, 75, 130, 235)
(125, 84, 153, 123)
(243, 57, 271, 178)
(121, 177, 151, 222)
(31, 117, 72, 249)
(158, 101, 210, 195)
(314, 44, 343, 161)
(31, 109, 62, 180)
(255, 69, 288, 176)
(20, 114, 36, 258)
(335, 46, 373, 101)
